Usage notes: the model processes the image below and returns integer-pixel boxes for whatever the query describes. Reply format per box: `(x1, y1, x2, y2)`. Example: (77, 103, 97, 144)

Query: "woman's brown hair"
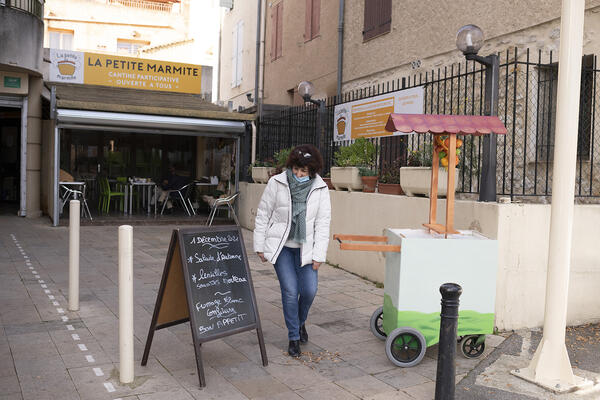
(285, 144, 324, 177)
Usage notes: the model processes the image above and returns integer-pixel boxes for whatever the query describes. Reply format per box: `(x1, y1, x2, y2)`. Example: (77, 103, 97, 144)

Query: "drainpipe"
(254, 0, 262, 114)
(336, 0, 345, 99)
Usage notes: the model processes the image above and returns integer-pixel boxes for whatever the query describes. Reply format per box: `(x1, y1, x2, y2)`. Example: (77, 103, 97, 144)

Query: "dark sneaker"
(288, 340, 301, 357)
(300, 324, 308, 343)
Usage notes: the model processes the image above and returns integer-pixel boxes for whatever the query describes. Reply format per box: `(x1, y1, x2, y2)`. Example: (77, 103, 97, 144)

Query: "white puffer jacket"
(253, 171, 331, 266)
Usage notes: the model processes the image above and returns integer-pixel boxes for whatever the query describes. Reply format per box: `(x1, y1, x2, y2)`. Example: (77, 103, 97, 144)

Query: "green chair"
(99, 177, 125, 214)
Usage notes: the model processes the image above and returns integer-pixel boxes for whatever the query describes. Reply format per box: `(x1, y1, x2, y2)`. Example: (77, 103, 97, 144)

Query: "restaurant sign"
(333, 86, 424, 142)
(49, 49, 202, 94)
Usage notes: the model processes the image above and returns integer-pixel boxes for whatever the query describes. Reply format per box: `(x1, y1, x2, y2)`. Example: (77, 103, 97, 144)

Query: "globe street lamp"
(456, 25, 499, 202)
(298, 81, 326, 152)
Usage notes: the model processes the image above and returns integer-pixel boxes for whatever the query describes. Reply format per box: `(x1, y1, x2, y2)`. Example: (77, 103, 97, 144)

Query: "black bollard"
(434, 283, 463, 400)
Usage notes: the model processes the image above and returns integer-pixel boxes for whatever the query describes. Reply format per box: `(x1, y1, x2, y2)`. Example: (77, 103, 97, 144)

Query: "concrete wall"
(263, 0, 339, 105)
(0, 7, 44, 74)
(26, 77, 43, 218)
(341, 1, 600, 92)
(238, 182, 600, 331)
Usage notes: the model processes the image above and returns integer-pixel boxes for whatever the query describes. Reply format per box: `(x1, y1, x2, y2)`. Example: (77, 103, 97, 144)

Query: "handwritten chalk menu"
(182, 230, 256, 339)
(142, 226, 267, 388)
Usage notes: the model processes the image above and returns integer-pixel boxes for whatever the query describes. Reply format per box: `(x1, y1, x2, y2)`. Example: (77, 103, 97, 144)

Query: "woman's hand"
(257, 252, 267, 263)
(312, 261, 322, 270)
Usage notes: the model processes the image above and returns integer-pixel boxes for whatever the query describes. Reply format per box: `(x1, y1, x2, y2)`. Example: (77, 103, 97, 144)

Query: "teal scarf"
(286, 169, 313, 243)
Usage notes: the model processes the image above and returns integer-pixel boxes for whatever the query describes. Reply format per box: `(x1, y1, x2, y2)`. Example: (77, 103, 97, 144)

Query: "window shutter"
(363, 0, 376, 41)
(49, 31, 60, 49)
(305, 0, 312, 41)
(311, 0, 320, 39)
(63, 32, 74, 50)
(276, 2, 283, 58)
(270, 5, 277, 60)
(378, 0, 391, 36)
(231, 24, 238, 87)
(236, 20, 244, 86)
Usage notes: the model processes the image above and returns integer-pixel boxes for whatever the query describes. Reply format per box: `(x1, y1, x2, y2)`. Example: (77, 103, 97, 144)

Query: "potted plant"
(358, 167, 378, 193)
(378, 159, 403, 195)
(400, 137, 460, 197)
(250, 159, 275, 184)
(331, 138, 377, 191)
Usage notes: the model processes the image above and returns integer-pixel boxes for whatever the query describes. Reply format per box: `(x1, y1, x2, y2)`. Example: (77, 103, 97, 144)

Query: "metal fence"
(257, 47, 600, 200)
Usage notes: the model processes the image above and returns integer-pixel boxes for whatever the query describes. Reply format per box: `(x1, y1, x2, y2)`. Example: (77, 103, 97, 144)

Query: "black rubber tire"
(460, 335, 486, 359)
(369, 306, 386, 340)
(385, 327, 427, 367)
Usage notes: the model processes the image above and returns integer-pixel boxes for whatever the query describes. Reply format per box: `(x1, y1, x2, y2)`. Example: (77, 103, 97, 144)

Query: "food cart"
(334, 113, 506, 367)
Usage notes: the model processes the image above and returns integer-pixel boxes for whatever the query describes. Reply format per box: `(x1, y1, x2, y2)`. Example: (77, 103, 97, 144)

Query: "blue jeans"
(274, 246, 318, 340)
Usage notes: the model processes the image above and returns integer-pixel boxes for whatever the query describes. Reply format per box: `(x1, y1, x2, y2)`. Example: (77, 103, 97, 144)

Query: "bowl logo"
(335, 107, 349, 140)
(57, 60, 76, 76)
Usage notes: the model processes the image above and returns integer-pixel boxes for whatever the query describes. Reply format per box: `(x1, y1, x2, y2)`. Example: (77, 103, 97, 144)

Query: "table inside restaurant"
(123, 180, 157, 216)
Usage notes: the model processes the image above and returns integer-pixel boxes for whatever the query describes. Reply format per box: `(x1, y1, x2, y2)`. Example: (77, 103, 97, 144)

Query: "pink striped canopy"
(385, 113, 507, 136)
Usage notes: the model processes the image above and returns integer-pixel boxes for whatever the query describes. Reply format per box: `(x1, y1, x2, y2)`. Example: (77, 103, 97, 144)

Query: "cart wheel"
(460, 335, 486, 358)
(370, 306, 386, 340)
(385, 327, 426, 367)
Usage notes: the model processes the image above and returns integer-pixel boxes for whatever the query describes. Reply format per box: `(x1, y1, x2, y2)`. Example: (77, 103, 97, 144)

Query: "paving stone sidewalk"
(0, 216, 506, 400)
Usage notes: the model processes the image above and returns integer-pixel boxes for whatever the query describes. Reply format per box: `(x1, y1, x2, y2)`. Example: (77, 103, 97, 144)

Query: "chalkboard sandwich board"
(141, 225, 267, 387)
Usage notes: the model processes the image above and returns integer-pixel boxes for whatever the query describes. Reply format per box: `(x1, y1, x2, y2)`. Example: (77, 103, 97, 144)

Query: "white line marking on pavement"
(32, 271, 37, 274)
(85, 355, 95, 363)
(57, 308, 64, 314)
(28, 267, 33, 270)
(40, 284, 47, 288)
(35, 275, 40, 279)
(48, 295, 55, 300)
(44, 289, 51, 294)
(67, 325, 74, 331)
(78, 344, 88, 351)
(23, 256, 28, 259)
(52, 301, 59, 306)
(103, 383, 116, 393)
(93, 367, 104, 376)
(71, 334, 80, 341)
(61, 316, 69, 322)
(39, 281, 45, 285)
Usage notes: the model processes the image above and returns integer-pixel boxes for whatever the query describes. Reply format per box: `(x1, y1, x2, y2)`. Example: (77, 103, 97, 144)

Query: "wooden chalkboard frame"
(141, 226, 268, 387)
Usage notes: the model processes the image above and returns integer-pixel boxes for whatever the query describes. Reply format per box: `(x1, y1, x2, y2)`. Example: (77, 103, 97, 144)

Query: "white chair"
(160, 183, 195, 216)
(206, 192, 240, 226)
(60, 186, 93, 221)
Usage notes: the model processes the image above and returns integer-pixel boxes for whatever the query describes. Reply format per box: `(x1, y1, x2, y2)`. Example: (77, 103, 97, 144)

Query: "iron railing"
(1, 0, 44, 19)
(108, 0, 177, 13)
(257, 47, 600, 201)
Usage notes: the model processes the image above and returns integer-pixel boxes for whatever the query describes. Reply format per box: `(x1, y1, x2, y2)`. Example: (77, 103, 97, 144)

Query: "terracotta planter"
(322, 177, 335, 190)
(400, 167, 458, 197)
(378, 183, 403, 195)
(330, 167, 364, 191)
(251, 167, 276, 184)
(361, 176, 378, 193)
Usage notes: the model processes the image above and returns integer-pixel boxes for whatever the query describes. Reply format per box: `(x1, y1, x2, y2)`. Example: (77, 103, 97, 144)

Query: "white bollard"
(118, 225, 134, 383)
(68, 200, 80, 311)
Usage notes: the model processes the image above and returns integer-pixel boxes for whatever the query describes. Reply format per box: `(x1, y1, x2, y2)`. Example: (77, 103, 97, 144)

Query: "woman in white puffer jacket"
(253, 144, 331, 357)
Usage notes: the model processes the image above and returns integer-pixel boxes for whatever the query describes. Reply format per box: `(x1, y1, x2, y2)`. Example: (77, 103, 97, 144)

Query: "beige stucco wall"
(238, 182, 600, 331)
(219, 0, 259, 111)
(263, 0, 339, 105)
(342, 1, 600, 92)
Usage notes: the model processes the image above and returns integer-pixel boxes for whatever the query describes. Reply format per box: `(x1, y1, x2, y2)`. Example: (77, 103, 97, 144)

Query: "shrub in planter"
(273, 147, 293, 173)
(250, 159, 275, 184)
(331, 138, 377, 191)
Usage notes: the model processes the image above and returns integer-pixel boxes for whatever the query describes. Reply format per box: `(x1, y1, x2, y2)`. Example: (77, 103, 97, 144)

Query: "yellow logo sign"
(50, 49, 203, 94)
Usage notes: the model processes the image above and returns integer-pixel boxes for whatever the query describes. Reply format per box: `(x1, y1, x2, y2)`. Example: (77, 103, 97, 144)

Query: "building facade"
(0, 0, 45, 218)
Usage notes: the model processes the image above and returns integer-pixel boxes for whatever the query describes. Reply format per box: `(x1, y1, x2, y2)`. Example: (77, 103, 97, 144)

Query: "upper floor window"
(231, 20, 244, 88)
(363, 0, 391, 42)
(49, 29, 74, 50)
(304, 0, 320, 42)
(270, 1, 283, 61)
(117, 39, 149, 55)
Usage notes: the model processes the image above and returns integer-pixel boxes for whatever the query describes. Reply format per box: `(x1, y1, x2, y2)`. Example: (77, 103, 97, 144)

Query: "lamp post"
(298, 81, 326, 152)
(456, 25, 499, 202)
